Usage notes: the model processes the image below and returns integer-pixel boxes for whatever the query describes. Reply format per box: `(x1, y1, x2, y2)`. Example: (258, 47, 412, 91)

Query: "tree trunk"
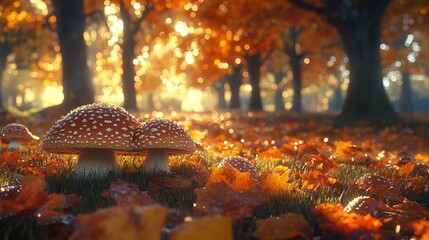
(290, 0, 399, 124)
(283, 26, 305, 113)
(331, 84, 343, 110)
(274, 71, 285, 112)
(400, 70, 413, 113)
(227, 65, 243, 109)
(338, 17, 399, 124)
(214, 77, 227, 109)
(121, 13, 138, 111)
(146, 92, 155, 111)
(290, 53, 302, 112)
(246, 54, 263, 111)
(53, 0, 94, 111)
(0, 42, 12, 111)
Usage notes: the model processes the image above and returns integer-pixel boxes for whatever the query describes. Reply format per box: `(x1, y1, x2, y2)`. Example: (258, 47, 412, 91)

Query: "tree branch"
(85, 10, 109, 30)
(132, 3, 154, 36)
(289, 0, 324, 14)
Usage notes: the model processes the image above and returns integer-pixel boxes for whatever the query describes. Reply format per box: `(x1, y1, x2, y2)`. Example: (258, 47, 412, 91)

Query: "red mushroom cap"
(1, 123, 39, 143)
(43, 103, 139, 153)
(133, 118, 196, 154)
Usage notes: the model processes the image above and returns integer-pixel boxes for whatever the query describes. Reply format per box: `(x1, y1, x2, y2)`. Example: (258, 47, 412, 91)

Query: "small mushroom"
(43, 103, 139, 175)
(134, 118, 196, 173)
(216, 156, 259, 183)
(344, 196, 386, 217)
(1, 123, 40, 150)
(355, 173, 392, 195)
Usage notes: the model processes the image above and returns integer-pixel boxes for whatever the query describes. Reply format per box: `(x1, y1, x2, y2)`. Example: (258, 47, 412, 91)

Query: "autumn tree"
(187, 0, 285, 111)
(382, 0, 429, 113)
(88, 0, 189, 111)
(290, 0, 402, 124)
(51, 0, 95, 111)
(0, 0, 46, 112)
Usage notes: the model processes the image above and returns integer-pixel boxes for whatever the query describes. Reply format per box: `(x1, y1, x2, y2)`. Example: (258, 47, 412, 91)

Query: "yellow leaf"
(259, 165, 291, 194)
(170, 215, 233, 240)
(252, 213, 312, 239)
(70, 205, 166, 240)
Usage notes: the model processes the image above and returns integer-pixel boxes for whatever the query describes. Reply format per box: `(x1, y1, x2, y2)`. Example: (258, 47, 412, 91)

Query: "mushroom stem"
(7, 140, 22, 151)
(142, 149, 170, 173)
(75, 149, 118, 175)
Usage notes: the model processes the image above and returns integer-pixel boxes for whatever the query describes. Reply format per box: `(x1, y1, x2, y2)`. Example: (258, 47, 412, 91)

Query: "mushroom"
(134, 118, 196, 173)
(43, 103, 139, 175)
(355, 173, 392, 195)
(344, 196, 386, 217)
(1, 123, 40, 150)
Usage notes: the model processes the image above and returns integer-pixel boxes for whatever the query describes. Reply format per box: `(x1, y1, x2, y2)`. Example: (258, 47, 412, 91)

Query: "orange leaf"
(69, 205, 167, 240)
(194, 183, 265, 218)
(149, 177, 192, 192)
(0, 151, 22, 168)
(170, 215, 233, 240)
(296, 170, 337, 190)
(252, 213, 313, 239)
(0, 175, 48, 216)
(101, 179, 158, 206)
(259, 165, 291, 194)
(312, 203, 383, 239)
(396, 162, 415, 175)
(257, 147, 283, 160)
(407, 220, 429, 240)
(206, 157, 258, 192)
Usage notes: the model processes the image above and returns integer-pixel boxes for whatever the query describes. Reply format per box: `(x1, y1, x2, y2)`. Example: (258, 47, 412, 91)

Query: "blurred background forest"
(0, 0, 428, 123)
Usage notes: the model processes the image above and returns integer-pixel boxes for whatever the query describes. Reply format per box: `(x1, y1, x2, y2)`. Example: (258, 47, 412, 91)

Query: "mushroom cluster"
(1, 123, 39, 150)
(42, 103, 196, 175)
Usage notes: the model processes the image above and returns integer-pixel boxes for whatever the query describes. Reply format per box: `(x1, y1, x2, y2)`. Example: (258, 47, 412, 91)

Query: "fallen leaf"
(0, 175, 48, 216)
(252, 213, 313, 240)
(69, 205, 167, 240)
(170, 215, 233, 240)
(259, 165, 291, 194)
(206, 157, 258, 192)
(149, 177, 192, 192)
(101, 179, 158, 206)
(194, 182, 265, 218)
(407, 220, 429, 240)
(296, 170, 337, 190)
(312, 203, 383, 239)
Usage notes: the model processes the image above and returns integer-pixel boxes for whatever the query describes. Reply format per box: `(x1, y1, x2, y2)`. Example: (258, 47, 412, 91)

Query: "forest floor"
(0, 110, 429, 239)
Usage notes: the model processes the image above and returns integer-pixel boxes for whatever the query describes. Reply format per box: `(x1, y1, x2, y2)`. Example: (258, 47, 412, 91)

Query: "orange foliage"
(312, 203, 383, 239)
(252, 213, 313, 239)
(296, 170, 338, 190)
(101, 179, 158, 206)
(194, 183, 265, 218)
(170, 215, 233, 240)
(0, 151, 23, 169)
(259, 165, 292, 194)
(148, 177, 192, 192)
(69, 205, 167, 240)
(408, 220, 429, 240)
(206, 162, 257, 192)
(0, 175, 80, 223)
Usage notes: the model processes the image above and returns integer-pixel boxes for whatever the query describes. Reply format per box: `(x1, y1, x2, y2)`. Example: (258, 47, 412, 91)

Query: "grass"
(1, 152, 429, 239)
(0, 111, 428, 239)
